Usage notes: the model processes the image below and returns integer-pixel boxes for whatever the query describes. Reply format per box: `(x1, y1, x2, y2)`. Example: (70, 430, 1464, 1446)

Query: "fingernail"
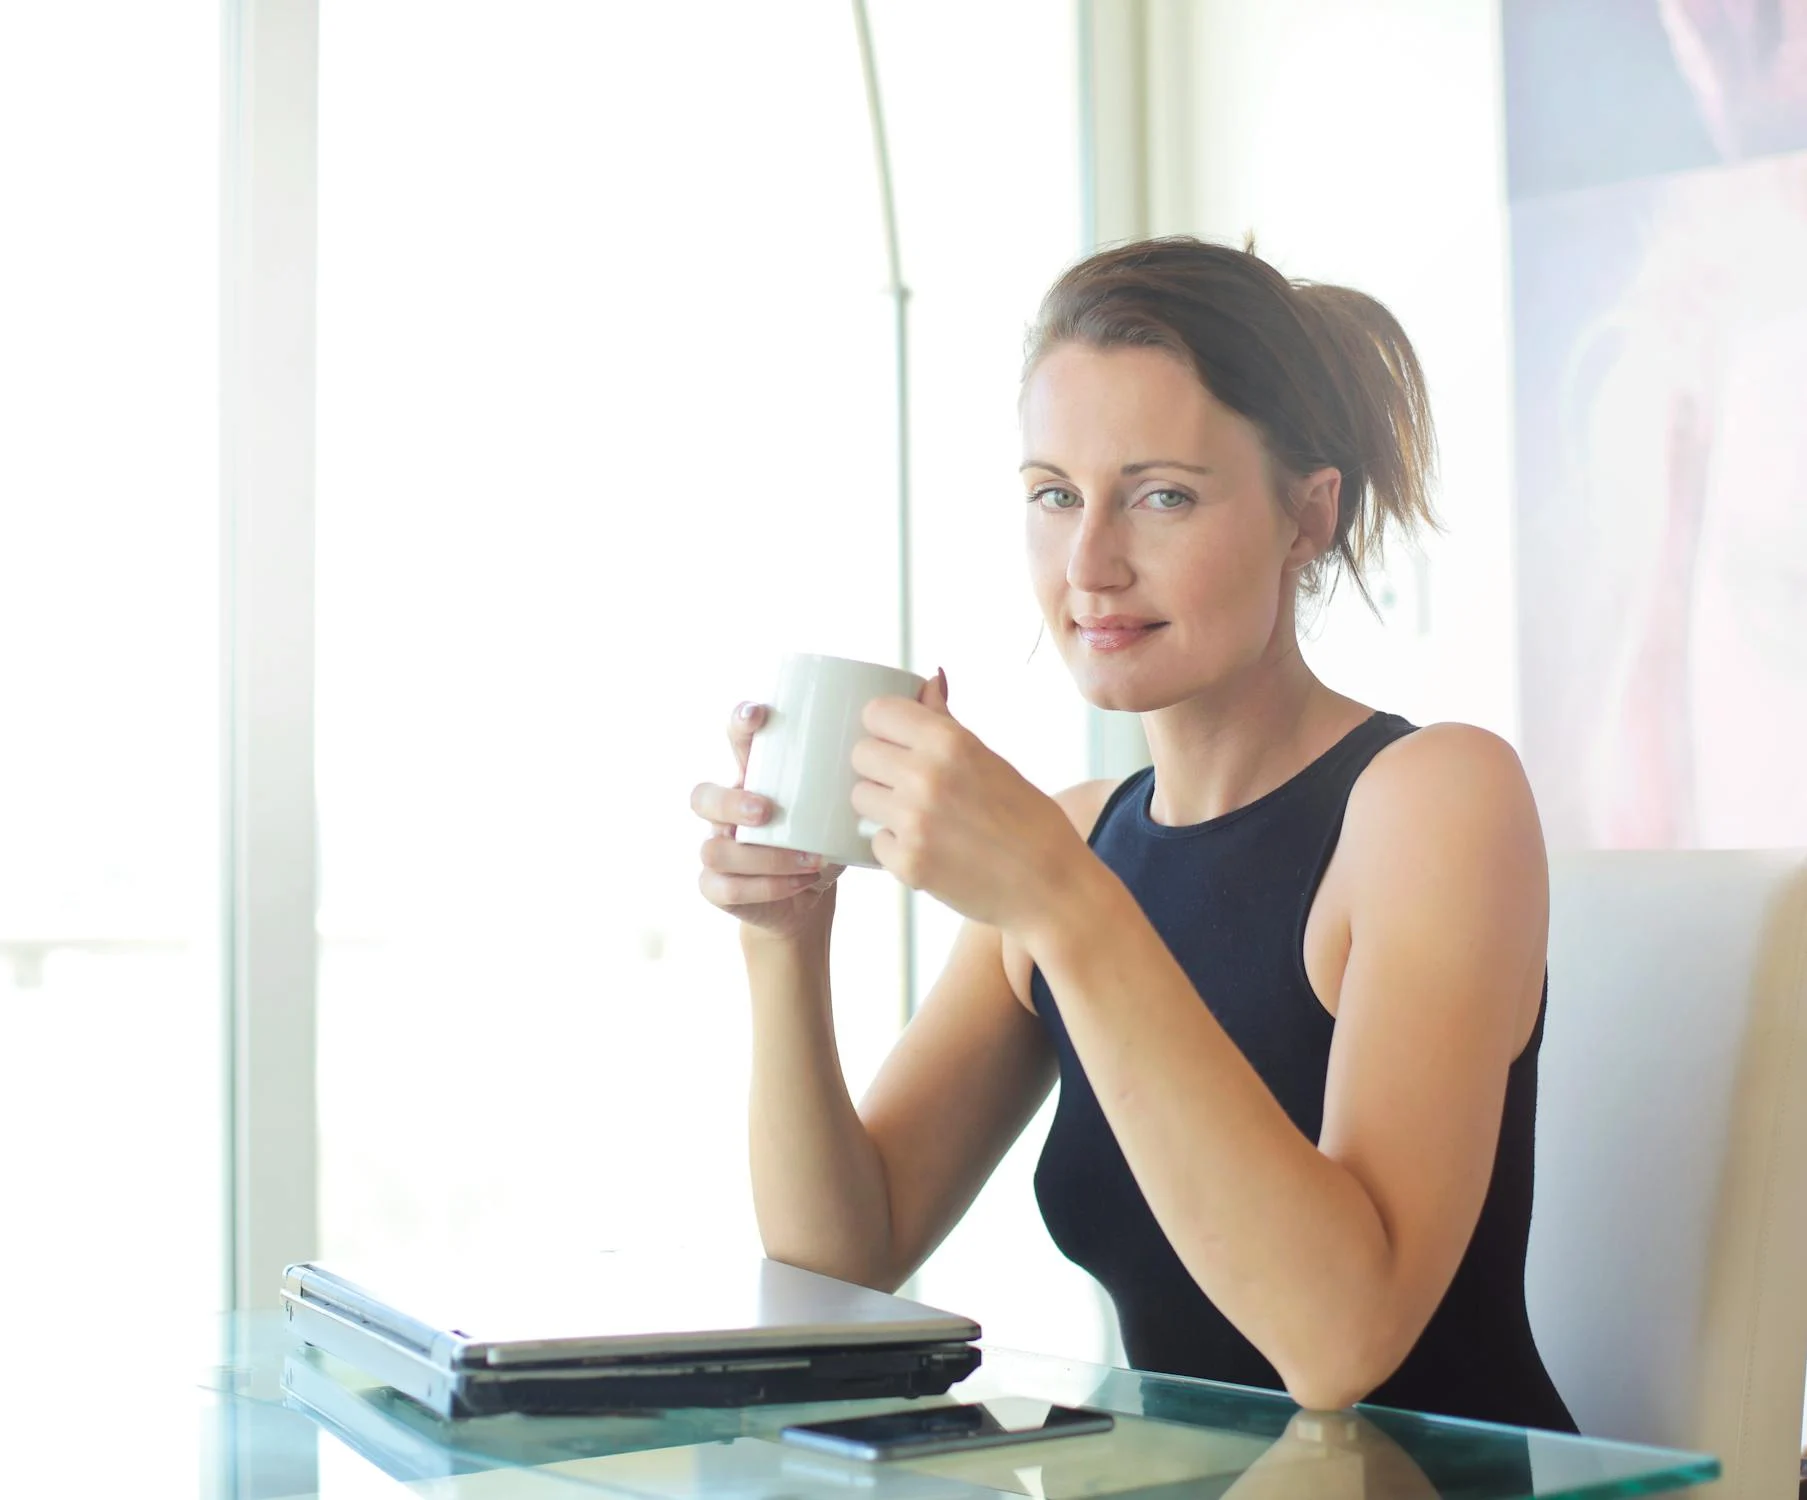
(737, 702, 759, 721)
(936, 667, 948, 699)
(795, 851, 821, 868)
(738, 795, 764, 821)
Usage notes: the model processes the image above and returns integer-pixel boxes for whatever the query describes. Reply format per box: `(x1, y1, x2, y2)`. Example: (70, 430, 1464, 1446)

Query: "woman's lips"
(1077, 622, 1166, 651)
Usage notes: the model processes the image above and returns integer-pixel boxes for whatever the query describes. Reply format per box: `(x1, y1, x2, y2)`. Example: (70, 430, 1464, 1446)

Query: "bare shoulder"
(1335, 723, 1548, 1036)
(1001, 777, 1126, 1010)
(1322, 722, 1546, 1048)
(1052, 776, 1126, 835)
(1349, 722, 1541, 844)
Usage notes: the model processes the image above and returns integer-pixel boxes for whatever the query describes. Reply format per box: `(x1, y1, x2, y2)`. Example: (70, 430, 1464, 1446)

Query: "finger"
(861, 693, 947, 748)
(918, 666, 950, 714)
(866, 824, 900, 877)
(850, 778, 902, 834)
(727, 701, 767, 776)
(691, 781, 772, 831)
(848, 733, 912, 788)
(700, 835, 823, 877)
(698, 867, 825, 908)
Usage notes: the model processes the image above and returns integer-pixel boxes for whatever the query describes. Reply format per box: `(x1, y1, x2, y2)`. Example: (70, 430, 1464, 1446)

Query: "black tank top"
(1031, 712, 1577, 1432)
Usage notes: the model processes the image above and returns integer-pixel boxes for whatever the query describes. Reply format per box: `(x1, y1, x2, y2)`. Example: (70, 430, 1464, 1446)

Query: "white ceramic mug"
(738, 653, 928, 870)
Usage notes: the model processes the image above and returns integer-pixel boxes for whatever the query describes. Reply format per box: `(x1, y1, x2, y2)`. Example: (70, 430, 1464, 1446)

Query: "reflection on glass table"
(197, 1311, 1719, 1500)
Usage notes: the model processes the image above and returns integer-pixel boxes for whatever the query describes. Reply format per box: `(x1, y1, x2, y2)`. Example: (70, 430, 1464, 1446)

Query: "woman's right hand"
(692, 701, 845, 942)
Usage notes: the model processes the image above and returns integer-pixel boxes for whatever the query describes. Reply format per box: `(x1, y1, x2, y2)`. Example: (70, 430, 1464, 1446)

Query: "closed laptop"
(280, 1252, 982, 1418)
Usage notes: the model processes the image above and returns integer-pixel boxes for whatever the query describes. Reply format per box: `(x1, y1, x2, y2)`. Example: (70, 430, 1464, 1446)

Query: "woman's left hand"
(850, 669, 1093, 935)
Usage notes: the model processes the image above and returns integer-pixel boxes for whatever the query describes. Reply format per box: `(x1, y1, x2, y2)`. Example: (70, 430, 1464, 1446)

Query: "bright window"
(315, 2, 901, 1268)
(314, 0, 1105, 1361)
(0, 1, 224, 1480)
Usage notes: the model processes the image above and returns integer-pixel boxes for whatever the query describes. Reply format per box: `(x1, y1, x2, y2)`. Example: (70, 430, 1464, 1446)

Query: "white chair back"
(1528, 851, 1807, 1500)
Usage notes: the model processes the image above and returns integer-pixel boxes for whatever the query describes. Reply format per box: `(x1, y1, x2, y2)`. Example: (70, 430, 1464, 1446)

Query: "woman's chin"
(1074, 666, 1206, 716)
(1060, 641, 1195, 714)
(1075, 672, 1158, 714)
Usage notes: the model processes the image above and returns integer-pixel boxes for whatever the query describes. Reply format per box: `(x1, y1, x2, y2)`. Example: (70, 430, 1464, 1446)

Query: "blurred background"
(2, 3, 1803, 1481)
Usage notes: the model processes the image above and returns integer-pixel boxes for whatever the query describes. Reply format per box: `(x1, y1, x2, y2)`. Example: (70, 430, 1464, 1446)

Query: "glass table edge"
(977, 1343, 1723, 1489)
(210, 1318, 1724, 1498)
(1534, 1464, 1728, 1500)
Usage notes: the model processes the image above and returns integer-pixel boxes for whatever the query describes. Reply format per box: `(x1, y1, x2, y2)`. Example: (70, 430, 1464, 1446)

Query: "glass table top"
(176, 1311, 1717, 1500)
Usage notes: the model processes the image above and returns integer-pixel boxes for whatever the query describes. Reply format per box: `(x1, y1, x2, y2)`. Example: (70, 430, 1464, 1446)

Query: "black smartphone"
(779, 1398, 1115, 1461)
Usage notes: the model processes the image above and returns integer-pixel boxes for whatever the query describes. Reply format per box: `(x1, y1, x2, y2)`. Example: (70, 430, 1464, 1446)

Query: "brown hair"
(1024, 236, 1438, 609)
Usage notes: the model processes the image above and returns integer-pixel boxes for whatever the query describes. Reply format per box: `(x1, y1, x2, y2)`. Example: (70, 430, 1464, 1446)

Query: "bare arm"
(747, 783, 1114, 1290)
(745, 910, 1055, 1290)
(743, 903, 892, 1285)
(1021, 727, 1547, 1410)
(854, 917, 1057, 1286)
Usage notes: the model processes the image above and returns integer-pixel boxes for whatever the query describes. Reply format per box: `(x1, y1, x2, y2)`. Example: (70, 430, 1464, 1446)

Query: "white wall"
(1156, 0, 1520, 741)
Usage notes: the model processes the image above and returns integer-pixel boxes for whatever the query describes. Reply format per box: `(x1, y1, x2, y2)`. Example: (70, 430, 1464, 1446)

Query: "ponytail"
(1288, 282, 1439, 602)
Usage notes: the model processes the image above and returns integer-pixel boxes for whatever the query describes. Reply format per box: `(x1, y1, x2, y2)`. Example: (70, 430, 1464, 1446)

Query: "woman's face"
(1020, 342, 1320, 712)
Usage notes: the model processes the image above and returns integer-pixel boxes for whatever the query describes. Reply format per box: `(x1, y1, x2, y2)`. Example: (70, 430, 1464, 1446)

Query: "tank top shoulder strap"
(1290, 711, 1419, 926)
(1084, 766, 1155, 847)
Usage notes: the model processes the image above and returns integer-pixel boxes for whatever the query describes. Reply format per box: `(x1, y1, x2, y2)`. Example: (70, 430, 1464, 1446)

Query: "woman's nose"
(1067, 512, 1133, 593)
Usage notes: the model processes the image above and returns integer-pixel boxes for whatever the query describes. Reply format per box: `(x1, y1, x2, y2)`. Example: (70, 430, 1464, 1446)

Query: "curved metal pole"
(851, 0, 918, 1024)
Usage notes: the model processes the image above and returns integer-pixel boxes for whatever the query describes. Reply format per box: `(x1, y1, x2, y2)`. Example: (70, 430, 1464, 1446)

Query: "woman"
(690, 237, 1576, 1432)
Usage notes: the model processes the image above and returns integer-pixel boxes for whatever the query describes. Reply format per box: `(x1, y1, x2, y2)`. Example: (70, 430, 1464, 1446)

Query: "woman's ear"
(1287, 466, 1341, 570)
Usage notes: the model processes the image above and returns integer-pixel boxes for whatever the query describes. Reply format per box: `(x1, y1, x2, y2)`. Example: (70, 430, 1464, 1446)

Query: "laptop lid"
(283, 1253, 980, 1369)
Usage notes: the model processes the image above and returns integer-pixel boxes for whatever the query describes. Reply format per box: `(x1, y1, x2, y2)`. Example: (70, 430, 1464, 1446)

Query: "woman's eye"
(1032, 487, 1082, 511)
(1142, 488, 1191, 512)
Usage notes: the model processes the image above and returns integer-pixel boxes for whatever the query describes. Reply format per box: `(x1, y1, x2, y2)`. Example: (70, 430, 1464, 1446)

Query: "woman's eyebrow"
(1017, 459, 1213, 477)
(1123, 459, 1213, 476)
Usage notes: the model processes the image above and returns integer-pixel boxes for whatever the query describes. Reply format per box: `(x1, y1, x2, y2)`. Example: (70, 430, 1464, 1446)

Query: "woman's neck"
(1138, 648, 1372, 828)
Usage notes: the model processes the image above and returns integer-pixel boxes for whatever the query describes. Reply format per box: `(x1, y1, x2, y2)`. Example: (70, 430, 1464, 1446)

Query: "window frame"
(221, 0, 321, 1310)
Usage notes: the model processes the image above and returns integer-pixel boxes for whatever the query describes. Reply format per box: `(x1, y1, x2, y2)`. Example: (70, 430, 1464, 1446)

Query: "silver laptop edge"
(281, 1260, 981, 1369)
(284, 1292, 463, 1414)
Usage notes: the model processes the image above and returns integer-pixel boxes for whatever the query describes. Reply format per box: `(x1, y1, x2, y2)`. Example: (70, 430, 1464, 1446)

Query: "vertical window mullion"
(221, 0, 321, 1311)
